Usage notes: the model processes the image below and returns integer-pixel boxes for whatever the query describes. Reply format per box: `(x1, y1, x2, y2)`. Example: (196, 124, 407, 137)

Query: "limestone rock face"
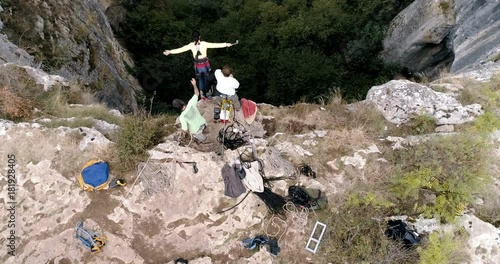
(366, 80, 483, 125)
(451, 0, 500, 73)
(381, 0, 455, 73)
(382, 0, 500, 74)
(0, 1, 139, 113)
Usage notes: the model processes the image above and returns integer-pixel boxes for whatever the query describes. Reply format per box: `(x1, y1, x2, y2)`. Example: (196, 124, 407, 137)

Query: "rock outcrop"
(381, 0, 455, 74)
(0, 1, 139, 113)
(366, 80, 483, 125)
(382, 0, 500, 75)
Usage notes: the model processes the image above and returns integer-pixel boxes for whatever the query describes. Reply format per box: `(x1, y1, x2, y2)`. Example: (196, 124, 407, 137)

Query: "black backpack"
(288, 186, 315, 208)
(385, 220, 421, 248)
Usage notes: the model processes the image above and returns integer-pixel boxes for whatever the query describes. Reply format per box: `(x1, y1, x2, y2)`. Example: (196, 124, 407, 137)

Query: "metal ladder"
(305, 221, 327, 254)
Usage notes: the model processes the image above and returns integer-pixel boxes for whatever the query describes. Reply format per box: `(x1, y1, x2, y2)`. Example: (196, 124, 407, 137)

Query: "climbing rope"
(264, 147, 296, 178)
(261, 202, 311, 245)
(137, 156, 176, 197)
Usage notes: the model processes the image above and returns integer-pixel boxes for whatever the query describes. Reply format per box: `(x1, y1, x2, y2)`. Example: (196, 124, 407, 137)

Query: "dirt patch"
(130, 235, 169, 264)
(166, 213, 211, 229)
(136, 217, 164, 238)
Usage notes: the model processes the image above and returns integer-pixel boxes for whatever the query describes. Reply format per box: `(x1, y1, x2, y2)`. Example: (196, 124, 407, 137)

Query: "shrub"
(470, 111, 500, 133)
(0, 86, 34, 120)
(318, 192, 418, 263)
(407, 114, 436, 135)
(111, 113, 167, 171)
(389, 133, 491, 222)
(418, 230, 470, 264)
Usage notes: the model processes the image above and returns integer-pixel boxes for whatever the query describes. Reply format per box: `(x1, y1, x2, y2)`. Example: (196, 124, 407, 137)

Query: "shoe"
(200, 96, 206, 101)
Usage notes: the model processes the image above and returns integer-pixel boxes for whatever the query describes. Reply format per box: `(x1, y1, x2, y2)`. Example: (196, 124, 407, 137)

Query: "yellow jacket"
(170, 41, 227, 59)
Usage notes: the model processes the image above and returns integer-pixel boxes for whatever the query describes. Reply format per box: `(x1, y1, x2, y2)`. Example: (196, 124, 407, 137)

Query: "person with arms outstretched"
(172, 78, 208, 143)
(163, 31, 233, 100)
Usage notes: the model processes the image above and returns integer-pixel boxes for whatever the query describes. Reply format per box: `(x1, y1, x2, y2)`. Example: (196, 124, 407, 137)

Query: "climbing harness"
(75, 221, 107, 253)
(242, 235, 280, 256)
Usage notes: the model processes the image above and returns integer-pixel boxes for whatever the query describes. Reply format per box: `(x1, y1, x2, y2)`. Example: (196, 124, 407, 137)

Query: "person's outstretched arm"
(191, 78, 200, 97)
(163, 43, 192, 56)
(205, 42, 232, 48)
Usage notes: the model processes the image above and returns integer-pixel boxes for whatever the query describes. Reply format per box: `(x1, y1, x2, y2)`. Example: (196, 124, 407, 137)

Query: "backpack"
(385, 219, 421, 247)
(287, 186, 327, 210)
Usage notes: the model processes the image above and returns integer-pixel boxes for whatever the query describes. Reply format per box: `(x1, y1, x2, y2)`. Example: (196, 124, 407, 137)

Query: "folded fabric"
(221, 164, 247, 197)
(241, 161, 264, 193)
(241, 98, 257, 118)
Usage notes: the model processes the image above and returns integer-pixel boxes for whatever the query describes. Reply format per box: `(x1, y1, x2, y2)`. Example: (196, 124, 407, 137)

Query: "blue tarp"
(81, 162, 109, 187)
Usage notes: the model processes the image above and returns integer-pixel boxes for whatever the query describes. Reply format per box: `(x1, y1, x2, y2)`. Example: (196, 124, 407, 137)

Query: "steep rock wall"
(0, 0, 138, 113)
(382, 0, 500, 75)
(381, 0, 456, 73)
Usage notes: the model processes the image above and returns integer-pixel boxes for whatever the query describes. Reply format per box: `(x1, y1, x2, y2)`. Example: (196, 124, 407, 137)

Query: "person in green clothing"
(172, 78, 208, 143)
(163, 31, 233, 99)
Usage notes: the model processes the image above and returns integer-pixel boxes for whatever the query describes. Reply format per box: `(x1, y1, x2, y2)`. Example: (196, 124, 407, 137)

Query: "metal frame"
(305, 221, 327, 254)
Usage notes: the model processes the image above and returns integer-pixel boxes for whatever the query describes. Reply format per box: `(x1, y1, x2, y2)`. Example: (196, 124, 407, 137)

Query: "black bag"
(287, 186, 329, 210)
(385, 220, 421, 247)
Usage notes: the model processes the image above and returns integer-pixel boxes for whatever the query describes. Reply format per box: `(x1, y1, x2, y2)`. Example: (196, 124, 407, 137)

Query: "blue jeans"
(196, 68, 209, 97)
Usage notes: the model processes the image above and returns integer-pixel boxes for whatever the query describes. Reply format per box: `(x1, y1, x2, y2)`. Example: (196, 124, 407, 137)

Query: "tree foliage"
(120, 0, 412, 106)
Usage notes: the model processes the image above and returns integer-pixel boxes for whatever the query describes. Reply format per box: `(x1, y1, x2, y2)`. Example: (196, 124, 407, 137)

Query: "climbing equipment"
(108, 178, 127, 189)
(75, 221, 107, 253)
(242, 235, 280, 256)
(298, 164, 316, 178)
(217, 121, 248, 150)
(220, 96, 234, 123)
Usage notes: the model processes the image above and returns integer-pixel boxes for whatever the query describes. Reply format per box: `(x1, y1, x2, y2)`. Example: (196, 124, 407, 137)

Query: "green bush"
(318, 192, 418, 263)
(418, 230, 470, 264)
(389, 133, 491, 222)
(407, 114, 436, 135)
(111, 113, 167, 171)
(471, 111, 500, 133)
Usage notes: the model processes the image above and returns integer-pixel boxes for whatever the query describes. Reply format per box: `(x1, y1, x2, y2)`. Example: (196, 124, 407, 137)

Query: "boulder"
(461, 215, 500, 264)
(366, 80, 483, 125)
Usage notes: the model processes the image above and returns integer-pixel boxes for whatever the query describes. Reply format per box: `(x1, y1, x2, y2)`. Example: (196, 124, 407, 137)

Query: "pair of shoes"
(200, 96, 207, 101)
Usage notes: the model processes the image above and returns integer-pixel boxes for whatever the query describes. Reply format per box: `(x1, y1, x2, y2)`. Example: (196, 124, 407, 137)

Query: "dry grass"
(0, 86, 34, 120)
(457, 74, 500, 112)
(0, 126, 111, 179)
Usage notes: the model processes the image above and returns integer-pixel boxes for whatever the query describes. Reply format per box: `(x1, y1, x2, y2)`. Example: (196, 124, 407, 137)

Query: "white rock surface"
(461, 215, 500, 264)
(340, 144, 381, 170)
(367, 80, 483, 125)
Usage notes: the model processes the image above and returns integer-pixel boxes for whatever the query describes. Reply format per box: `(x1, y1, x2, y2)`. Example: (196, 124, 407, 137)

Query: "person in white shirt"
(213, 65, 241, 110)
